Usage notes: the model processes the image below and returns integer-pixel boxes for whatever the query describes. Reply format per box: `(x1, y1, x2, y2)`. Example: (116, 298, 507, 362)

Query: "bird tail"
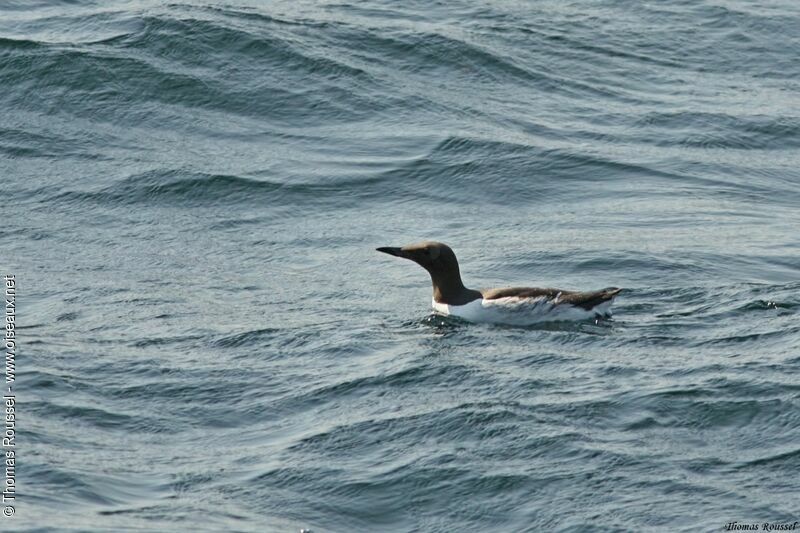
(568, 287, 622, 310)
(604, 287, 622, 298)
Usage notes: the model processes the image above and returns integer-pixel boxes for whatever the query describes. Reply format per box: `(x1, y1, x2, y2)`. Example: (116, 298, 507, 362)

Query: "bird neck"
(430, 271, 481, 305)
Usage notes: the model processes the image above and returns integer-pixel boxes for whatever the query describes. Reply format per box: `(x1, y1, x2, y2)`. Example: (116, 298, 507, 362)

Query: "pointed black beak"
(376, 246, 406, 258)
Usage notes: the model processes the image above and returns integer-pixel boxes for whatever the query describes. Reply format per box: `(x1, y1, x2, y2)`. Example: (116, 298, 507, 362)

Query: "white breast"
(432, 296, 612, 325)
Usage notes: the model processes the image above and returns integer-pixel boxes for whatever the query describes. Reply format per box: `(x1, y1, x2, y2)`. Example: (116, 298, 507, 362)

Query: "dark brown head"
(376, 241, 458, 273)
(376, 241, 481, 305)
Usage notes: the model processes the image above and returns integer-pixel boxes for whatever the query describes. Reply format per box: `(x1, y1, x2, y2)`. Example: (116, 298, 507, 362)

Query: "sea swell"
(5, 0, 800, 531)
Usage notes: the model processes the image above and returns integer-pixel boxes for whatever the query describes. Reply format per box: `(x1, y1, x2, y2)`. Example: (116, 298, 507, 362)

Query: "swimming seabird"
(377, 241, 621, 325)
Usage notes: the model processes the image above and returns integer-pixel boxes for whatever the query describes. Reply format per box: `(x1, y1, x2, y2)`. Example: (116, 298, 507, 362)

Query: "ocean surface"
(3, 0, 800, 531)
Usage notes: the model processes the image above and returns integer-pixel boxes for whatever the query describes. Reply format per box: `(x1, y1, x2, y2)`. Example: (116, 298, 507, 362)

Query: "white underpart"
(432, 296, 614, 325)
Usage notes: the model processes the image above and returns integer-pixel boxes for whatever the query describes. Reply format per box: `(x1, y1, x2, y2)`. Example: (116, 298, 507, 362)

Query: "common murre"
(377, 241, 622, 325)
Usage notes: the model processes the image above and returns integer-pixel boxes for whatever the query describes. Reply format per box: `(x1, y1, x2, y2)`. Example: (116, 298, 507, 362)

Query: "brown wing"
(481, 287, 561, 300)
(481, 287, 622, 311)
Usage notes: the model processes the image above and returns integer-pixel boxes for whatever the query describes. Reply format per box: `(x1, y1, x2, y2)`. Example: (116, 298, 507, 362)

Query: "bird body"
(432, 293, 616, 325)
(377, 241, 621, 325)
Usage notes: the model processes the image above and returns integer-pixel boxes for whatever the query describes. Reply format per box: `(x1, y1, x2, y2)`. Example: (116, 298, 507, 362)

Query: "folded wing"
(481, 287, 622, 310)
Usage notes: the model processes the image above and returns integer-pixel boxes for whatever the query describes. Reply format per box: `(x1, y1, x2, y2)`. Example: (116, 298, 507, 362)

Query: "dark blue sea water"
(3, 1, 800, 531)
